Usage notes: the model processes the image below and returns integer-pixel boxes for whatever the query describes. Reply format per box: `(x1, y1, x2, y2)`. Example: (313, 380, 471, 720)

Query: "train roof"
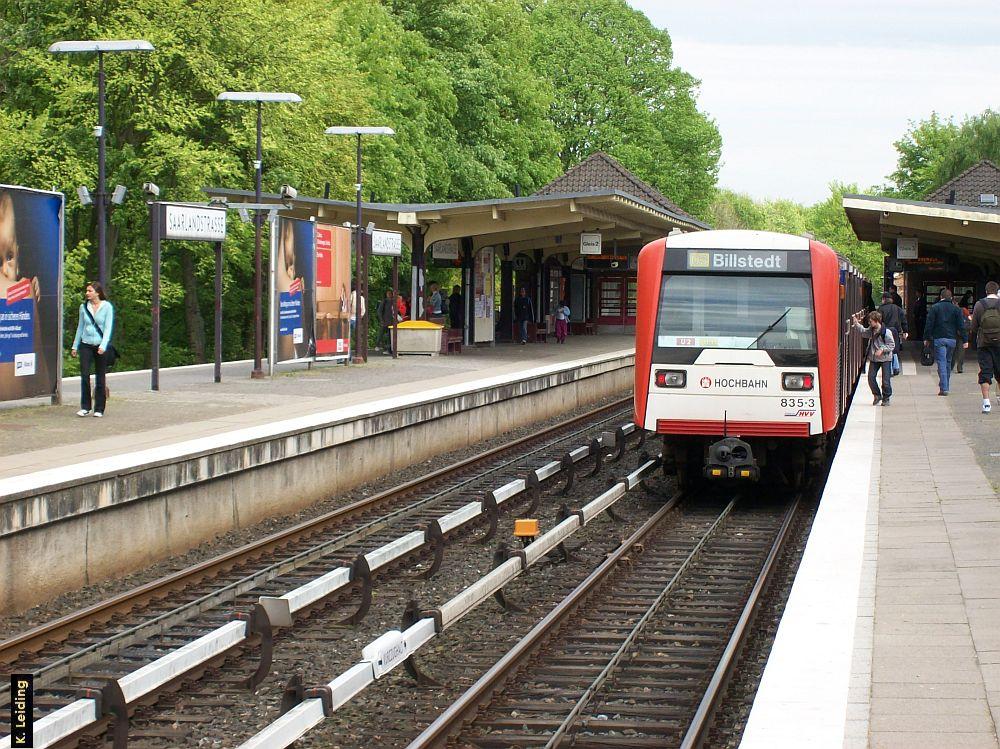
(664, 229, 810, 251)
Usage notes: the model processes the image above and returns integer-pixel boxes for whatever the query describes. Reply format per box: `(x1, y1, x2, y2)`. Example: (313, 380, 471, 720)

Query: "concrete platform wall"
(0, 353, 633, 612)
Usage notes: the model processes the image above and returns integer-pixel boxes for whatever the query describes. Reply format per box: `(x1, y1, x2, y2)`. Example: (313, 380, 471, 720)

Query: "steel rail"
(543, 496, 738, 749)
(0, 397, 631, 672)
(679, 495, 802, 749)
(404, 490, 690, 749)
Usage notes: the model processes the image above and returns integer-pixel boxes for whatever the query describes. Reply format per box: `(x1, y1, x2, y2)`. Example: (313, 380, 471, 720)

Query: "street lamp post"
(217, 91, 301, 378)
(49, 39, 154, 289)
(324, 126, 394, 364)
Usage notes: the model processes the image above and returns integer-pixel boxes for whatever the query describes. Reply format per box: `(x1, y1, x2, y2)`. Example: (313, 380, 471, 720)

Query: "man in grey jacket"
(853, 310, 896, 406)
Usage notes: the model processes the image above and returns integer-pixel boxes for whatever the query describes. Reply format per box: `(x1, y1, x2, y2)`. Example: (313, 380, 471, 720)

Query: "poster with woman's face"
(0, 186, 62, 403)
(271, 217, 315, 364)
(314, 224, 351, 358)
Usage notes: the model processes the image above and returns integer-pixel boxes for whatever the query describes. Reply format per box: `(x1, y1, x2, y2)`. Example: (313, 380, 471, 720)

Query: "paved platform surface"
(742, 350, 1000, 748)
(0, 336, 633, 480)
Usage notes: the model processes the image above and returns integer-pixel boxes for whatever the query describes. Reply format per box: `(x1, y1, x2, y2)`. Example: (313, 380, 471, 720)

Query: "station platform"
(0, 336, 634, 613)
(0, 336, 631, 478)
(742, 354, 1000, 748)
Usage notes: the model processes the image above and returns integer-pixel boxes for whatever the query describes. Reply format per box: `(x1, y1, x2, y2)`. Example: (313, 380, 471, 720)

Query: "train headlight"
(655, 369, 686, 388)
(782, 372, 814, 390)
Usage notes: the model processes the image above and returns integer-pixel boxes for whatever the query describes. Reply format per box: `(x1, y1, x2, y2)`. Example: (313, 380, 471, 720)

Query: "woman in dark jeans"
(70, 281, 114, 417)
(852, 310, 896, 406)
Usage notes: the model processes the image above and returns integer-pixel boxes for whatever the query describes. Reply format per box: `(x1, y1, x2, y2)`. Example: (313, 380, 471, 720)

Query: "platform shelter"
(844, 160, 1000, 331)
(207, 152, 705, 346)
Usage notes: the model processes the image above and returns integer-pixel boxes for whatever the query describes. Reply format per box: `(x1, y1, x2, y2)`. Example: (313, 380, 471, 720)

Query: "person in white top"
(554, 299, 571, 343)
(349, 281, 366, 338)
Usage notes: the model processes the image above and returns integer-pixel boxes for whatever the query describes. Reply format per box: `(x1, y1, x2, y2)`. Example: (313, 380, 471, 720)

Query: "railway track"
(408, 492, 800, 749)
(0, 397, 640, 747)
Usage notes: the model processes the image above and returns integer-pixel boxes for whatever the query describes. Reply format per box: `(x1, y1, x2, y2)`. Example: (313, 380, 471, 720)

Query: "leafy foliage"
(0, 0, 721, 370)
(886, 113, 961, 199)
(886, 109, 1000, 199)
(528, 0, 721, 216)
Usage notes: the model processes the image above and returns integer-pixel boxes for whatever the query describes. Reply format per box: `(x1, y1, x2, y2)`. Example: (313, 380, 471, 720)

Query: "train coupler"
(704, 437, 759, 481)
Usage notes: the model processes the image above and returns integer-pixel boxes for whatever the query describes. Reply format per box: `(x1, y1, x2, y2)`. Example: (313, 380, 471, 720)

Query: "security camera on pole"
(324, 126, 394, 364)
(217, 91, 301, 379)
(49, 39, 154, 289)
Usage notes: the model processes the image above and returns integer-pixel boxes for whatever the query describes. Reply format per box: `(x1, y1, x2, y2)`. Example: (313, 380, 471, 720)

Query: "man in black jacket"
(923, 288, 968, 395)
(514, 288, 534, 345)
(448, 285, 464, 331)
(878, 291, 908, 376)
(375, 290, 396, 354)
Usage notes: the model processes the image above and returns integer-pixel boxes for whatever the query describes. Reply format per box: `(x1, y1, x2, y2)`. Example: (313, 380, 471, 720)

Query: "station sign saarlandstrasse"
(371, 228, 403, 257)
(163, 204, 227, 242)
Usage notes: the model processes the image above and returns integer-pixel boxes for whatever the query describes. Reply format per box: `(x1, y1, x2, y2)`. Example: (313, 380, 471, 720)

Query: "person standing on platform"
(878, 291, 907, 376)
(71, 282, 114, 418)
(375, 289, 396, 354)
(969, 281, 1000, 414)
(349, 281, 365, 339)
(515, 287, 534, 345)
(951, 292, 974, 374)
(448, 285, 464, 331)
(554, 299, 570, 343)
(429, 282, 443, 318)
(852, 310, 896, 406)
(923, 288, 967, 396)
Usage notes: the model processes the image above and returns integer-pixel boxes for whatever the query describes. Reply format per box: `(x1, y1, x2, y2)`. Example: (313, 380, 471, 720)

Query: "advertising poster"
(314, 223, 351, 359)
(271, 216, 315, 366)
(0, 186, 63, 403)
(473, 246, 494, 343)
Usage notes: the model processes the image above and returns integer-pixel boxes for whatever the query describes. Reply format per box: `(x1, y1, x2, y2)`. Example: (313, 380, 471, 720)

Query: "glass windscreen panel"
(656, 274, 816, 351)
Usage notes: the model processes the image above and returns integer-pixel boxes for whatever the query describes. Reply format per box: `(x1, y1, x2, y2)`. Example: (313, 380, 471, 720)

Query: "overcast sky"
(626, 1, 1000, 204)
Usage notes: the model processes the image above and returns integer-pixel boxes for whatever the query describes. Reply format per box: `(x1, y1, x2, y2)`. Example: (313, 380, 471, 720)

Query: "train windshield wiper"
(746, 307, 791, 349)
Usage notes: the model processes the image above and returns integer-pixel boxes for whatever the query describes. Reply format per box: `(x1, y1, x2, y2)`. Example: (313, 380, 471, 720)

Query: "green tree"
(929, 110, 1000, 191)
(807, 182, 883, 285)
(707, 190, 766, 230)
(389, 0, 563, 198)
(0, 0, 474, 367)
(886, 113, 960, 198)
(528, 0, 721, 215)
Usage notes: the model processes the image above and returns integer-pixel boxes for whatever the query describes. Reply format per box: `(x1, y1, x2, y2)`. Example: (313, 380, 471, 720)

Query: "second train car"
(634, 230, 868, 487)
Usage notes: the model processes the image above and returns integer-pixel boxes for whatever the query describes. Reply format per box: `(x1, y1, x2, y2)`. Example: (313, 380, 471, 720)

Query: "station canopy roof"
(205, 152, 707, 255)
(843, 160, 1000, 272)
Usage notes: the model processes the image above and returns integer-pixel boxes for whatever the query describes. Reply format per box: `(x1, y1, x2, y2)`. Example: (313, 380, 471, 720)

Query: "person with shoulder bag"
(878, 291, 907, 375)
(923, 288, 967, 396)
(70, 281, 115, 417)
(969, 281, 1000, 414)
(852, 310, 896, 406)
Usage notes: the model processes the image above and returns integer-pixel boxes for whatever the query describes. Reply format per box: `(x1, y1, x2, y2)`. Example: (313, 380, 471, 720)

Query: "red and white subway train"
(634, 230, 870, 486)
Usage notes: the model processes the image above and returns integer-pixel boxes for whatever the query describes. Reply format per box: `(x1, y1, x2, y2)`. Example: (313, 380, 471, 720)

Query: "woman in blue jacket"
(71, 282, 114, 417)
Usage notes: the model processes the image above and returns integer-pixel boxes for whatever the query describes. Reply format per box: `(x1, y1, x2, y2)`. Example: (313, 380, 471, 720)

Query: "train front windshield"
(656, 274, 817, 353)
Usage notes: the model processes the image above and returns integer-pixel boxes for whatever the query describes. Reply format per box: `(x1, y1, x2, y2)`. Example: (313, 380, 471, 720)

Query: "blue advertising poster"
(0, 186, 63, 402)
(271, 217, 315, 365)
(278, 288, 303, 336)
